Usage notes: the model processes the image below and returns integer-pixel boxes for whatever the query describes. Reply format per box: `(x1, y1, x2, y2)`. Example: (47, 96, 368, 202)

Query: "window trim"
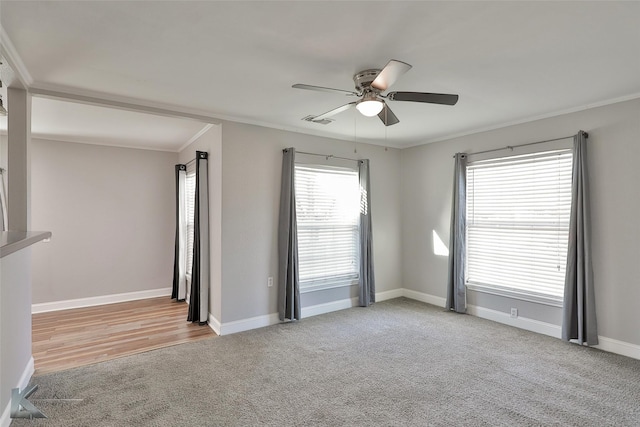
(299, 280, 359, 294)
(465, 283, 564, 307)
(464, 139, 573, 307)
(294, 162, 361, 293)
(184, 163, 196, 283)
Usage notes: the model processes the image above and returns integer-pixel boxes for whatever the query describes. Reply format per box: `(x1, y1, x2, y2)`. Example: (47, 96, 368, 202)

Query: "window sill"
(300, 281, 358, 294)
(466, 283, 563, 308)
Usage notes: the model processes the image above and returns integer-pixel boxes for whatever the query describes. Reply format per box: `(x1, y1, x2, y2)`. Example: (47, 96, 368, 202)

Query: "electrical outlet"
(267, 277, 273, 288)
(510, 308, 518, 318)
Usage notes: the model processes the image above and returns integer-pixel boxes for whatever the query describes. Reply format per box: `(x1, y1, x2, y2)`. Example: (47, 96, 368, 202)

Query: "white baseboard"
(302, 297, 359, 318)
(398, 289, 562, 339)
(219, 312, 281, 335)
(402, 288, 447, 307)
(18, 357, 34, 394)
(398, 289, 640, 361)
(595, 336, 640, 360)
(218, 295, 367, 336)
(466, 304, 562, 339)
(31, 288, 172, 313)
(217, 290, 411, 335)
(207, 313, 221, 335)
(0, 357, 35, 427)
(376, 288, 404, 302)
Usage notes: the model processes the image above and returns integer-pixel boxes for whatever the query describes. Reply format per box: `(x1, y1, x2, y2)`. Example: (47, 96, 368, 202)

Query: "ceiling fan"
(293, 60, 458, 126)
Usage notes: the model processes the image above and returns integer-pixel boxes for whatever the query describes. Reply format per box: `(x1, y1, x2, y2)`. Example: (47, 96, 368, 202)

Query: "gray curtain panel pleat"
(562, 131, 598, 345)
(172, 164, 187, 301)
(358, 159, 376, 307)
(278, 148, 301, 321)
(446, 153, 467, 313)
(188, 151, 210, 325)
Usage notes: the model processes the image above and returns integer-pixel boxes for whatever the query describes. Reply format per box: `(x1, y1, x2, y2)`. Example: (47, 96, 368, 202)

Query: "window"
(465, 149, 573, 305)
(295, 164, 360, 291)
(185, 164, 196, 279)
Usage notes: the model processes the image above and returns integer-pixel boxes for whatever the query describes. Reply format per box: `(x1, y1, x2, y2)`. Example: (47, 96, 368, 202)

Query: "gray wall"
(30, 138, 177, 303)
(401, 98, 640, 346)
(0, 249, 33, 420)
(220, 121, 402, 323)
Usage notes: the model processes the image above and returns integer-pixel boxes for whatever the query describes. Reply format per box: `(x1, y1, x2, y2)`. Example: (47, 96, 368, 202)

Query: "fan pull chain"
(353, 112, 358, 154)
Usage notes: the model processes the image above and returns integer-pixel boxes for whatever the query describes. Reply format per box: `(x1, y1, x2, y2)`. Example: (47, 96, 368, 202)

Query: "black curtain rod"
(456, 131, 588, 158)
(182, 151, 208, 166)
(296, 150, 360, 163)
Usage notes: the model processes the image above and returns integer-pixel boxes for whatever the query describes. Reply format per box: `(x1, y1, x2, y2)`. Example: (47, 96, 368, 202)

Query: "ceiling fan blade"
(378, 103, 399, 126)
(370, 60, 412, 91)
(388, 91, 459, 105)
(312, 102, 357, 121)
(292, 84, 358, 96)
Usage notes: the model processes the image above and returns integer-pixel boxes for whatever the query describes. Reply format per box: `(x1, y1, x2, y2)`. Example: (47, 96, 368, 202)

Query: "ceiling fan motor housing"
(353, 69, 382, 93)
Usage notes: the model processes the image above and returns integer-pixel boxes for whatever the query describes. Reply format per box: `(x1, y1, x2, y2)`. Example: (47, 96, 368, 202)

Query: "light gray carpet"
(13, 298, 640, 426)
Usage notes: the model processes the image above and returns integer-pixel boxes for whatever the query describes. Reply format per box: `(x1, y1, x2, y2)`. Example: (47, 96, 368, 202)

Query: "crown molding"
(0, 25, 33, 88)
(29, 84, 223, 125)
(32, 134, 180, 153)
(177, 123, 215, 152)
(405, 92, 640, 148)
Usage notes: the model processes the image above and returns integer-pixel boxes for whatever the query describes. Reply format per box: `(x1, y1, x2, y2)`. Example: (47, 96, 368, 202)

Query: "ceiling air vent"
(302, 115, 333, 125)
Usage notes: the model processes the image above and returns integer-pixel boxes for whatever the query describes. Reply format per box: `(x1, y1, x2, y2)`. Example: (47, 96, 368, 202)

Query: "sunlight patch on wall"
(432, 230, 449, 257)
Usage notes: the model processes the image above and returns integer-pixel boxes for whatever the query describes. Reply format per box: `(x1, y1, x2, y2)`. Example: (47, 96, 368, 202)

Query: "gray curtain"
(172, 164, 188, 301)
(187, 151, 209, 325)
(278, 148, 301, 321)
(446, 153, 467, 313)
(562, 131, 598, 345)
(358, 159, 376, 307)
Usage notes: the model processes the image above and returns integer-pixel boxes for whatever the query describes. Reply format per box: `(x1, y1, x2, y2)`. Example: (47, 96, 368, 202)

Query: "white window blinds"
(466, 149, 573, 303)
(185, 164, 196, 278)
(295, 164, 360, 290)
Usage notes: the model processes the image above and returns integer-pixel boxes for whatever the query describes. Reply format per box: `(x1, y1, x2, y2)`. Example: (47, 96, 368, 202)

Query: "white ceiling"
(1, 1, 639, 149)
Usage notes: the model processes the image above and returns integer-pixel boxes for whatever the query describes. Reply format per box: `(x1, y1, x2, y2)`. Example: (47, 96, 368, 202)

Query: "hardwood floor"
(32, 297, 216, 375)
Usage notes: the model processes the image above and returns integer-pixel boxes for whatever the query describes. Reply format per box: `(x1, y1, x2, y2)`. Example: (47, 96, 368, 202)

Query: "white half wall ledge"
(31, 287, 172, 314)
(0, 357, 34, 427)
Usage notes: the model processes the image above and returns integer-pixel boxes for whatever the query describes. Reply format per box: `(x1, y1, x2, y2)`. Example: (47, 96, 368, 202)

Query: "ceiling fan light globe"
(356, 99, 384, 117)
